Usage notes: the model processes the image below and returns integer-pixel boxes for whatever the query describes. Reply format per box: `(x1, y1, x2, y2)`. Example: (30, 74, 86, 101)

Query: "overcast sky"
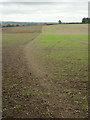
(0, 0, 89, 22)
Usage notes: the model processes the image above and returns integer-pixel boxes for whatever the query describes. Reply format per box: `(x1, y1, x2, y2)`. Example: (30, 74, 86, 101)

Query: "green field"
(3, 33, 39, 47)
(31, 25, 88, 117)
(34, 25, 88, 82)
(2, 24, 88, 118)
(35, 34, 88, 60)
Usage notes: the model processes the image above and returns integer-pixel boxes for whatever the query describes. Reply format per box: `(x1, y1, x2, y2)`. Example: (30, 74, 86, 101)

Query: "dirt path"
(24, 34, 88, 118)
(24, 35, 60, 117)
(2, 25, 88, 118)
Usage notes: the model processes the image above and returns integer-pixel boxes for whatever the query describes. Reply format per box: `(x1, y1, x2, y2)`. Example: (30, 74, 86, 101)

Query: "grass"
(35, 33, 88, 85)
(35, 34, 88, 61)
(2, 33, 39, 47)
(34, 25, 88, 112)
(2, 24, 88, 117)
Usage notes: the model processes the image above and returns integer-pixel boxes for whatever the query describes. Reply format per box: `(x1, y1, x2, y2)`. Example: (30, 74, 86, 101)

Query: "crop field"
(2, 24, 88, 118)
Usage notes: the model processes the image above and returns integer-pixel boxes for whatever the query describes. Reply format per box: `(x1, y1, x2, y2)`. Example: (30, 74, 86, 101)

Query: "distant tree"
(82, 18, 86, 23)
(59, 20, 61, 24)
(88, 18, 90, 24)
(16, 24, 19, 26)
(6, 24, 14, 27)
(82, 18, 90, 24)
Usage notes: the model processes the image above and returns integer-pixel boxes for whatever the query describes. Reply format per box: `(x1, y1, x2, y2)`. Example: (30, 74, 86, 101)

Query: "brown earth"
(24, 33, 88, 118)
(43, 24, 88, 34)
(2, 25, 42, 33)
(2, 25, 50, 118)
(2, 25, 88, 118)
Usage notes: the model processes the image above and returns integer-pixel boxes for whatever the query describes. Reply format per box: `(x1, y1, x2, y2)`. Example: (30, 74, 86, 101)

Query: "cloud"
(0, 1, 88, 22)
(0, 0, 89, 2)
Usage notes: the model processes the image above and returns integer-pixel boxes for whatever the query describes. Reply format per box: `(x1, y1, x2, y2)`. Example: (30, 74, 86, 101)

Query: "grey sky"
(0, 0, 89, 2)
(0, 0, 89, 22)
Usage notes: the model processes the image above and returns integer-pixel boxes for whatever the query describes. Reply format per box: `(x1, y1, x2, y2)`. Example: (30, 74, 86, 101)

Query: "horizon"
(1, 20, 83, 23)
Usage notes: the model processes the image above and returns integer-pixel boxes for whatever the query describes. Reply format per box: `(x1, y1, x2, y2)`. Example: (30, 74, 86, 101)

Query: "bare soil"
(43, 24, 88, 34)
(2, 25, 42, 33)
(2, 25, 88, 118)
(24, 34, 88, 118)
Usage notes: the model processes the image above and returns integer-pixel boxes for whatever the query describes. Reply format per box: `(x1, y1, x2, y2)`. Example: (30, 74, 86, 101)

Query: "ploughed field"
(2, 24, 88, 118)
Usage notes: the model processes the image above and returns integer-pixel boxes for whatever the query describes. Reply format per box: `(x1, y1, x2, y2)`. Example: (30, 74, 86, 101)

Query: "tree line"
(58, 18, 90, 24)
(2, 24, 21, 27)
(1, 17, 90, 28)
(82, 18, 90, 24)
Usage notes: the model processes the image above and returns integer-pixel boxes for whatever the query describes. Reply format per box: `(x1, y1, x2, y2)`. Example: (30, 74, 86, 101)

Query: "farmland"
(2, 24, 88, 118)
